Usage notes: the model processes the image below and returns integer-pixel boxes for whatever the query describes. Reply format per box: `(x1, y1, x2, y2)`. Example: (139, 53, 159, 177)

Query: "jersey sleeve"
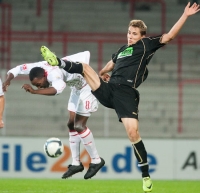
(144, 35, 166, 51)
(47, 71, 66, 95)
(51, 79, 66, 95)
(7, 61, 47, 78)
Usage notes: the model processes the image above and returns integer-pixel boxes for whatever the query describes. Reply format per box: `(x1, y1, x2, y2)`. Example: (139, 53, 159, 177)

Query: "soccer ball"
(44, 137, 64, 158)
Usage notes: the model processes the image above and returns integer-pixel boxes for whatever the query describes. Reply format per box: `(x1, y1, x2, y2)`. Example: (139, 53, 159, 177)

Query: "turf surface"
(0, 179, 200, 193)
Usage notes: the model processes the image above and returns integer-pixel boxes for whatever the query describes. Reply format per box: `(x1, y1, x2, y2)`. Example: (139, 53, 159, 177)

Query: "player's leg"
(75, 89, 105, 179)
(0, 79, 5, 128)
(122, 118, 153, 192)
(81, 64, 101, 91)
(75, 115, 101, 163)
(40, 46, 101, 91)
(114, 86, 152, 192)
(74, 114, 105, 179)
(68, 111, 82, 165)
(62, 91, 84, 179)
(62, 111, 84, 179)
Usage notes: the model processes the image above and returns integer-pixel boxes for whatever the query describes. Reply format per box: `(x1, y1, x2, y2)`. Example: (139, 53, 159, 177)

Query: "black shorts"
(91, 79, 140, 122)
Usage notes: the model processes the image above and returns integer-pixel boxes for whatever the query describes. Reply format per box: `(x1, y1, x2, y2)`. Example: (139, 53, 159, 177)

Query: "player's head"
(127, 20, 147, 45)
(29, 67, 49, 88)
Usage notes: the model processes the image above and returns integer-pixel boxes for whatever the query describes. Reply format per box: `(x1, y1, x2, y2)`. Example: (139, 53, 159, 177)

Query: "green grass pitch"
(0, 179, 200, 193)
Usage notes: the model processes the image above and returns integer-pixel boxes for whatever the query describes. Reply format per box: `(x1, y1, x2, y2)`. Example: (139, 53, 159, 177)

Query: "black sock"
(57, 58, 83, 74)
(132, 140, 149, 178)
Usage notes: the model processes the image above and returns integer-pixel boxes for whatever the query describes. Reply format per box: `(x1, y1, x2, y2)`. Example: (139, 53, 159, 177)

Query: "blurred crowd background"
(0, 0, 200, 139)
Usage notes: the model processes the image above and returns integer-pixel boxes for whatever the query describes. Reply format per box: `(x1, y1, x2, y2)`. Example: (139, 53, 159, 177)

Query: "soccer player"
(2, 51, 105, 179)
(0, 78, 5, 128)
(40, 2, 200, 192)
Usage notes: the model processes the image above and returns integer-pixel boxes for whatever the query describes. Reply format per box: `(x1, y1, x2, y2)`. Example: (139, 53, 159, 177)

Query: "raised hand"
(184, 2, 200, 16)
(100, 73, 110, 82)
(2, 80, 11, 92)
(22, 84, 36, 94)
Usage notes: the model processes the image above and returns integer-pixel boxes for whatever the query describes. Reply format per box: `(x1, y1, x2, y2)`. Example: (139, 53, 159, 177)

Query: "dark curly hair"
(29, 67, 45, 81)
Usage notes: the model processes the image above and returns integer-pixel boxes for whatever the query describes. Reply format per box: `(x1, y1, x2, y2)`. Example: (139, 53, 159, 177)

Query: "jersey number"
(85, 101, 90, 110)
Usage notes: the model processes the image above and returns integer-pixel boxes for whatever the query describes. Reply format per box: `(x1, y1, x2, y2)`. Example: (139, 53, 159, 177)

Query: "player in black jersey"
(41, 2, 199, 192)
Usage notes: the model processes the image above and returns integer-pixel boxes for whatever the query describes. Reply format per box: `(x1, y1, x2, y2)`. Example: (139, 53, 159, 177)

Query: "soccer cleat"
(143, 177, 153, 192)
(40, 46, 59, 66)
(84, 157, 105, 179)
(62, 163, 84, 179)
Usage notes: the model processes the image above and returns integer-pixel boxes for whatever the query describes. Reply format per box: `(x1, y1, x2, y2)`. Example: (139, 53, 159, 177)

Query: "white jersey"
(7, 51, 98, 116)
(0, 78, 4, 96)
(7, 51, 90, 95)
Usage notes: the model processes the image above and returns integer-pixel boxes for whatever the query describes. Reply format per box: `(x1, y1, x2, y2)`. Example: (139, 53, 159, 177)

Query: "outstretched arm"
(3, 73, 15, 92)
(22, 84, 57, 95)
(99, 60, 115, 76)
(98, 60, 114, 82)
(161, 2, 200, 44)
(3, 61, 48, 92)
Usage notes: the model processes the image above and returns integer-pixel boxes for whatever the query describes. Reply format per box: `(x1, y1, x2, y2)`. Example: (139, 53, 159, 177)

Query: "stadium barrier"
(0, 137, 199, 180)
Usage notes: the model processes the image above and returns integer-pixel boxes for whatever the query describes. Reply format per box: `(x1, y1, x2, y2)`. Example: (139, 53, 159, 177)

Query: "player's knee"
(127, 129, 139, 141)
(74, 124, 85, 133)
(67, 121, 74, 130)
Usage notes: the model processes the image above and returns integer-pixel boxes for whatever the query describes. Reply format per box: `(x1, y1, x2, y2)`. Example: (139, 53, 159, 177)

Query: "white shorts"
(68, 84, 98, 117)
(0, 79, 4, 96)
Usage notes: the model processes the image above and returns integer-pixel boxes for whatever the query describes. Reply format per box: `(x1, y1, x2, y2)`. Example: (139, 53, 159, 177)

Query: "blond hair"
(129, 20, 147, 36)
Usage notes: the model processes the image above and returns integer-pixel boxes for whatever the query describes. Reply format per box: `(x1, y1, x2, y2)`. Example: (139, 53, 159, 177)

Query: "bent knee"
(127, 129, 140, 142)
(74, 124, 85, 133)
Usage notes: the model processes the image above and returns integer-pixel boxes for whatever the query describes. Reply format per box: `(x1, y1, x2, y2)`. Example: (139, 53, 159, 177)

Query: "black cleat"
(84, 158, 105, 179)
(62, 163, 84, 179)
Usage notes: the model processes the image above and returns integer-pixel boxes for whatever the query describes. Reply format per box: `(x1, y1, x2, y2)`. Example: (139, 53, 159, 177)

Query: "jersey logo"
(21, 64, 27, 71)
(117, 47, 133, 59)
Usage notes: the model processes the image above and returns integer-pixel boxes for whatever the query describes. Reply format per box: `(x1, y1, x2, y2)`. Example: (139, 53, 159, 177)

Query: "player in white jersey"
(0, 78, 5, 128)
(2, 51, 105, 179)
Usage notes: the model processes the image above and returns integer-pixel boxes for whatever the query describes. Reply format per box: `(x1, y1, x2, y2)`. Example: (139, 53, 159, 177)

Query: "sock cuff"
(62, 60, 83, 74)
(138, 162, 148, 167)
(79, 127, 91, 138)
(69, 130, 79, 136)
(60, 59, 66, 68)
(132, 138, 142, 145)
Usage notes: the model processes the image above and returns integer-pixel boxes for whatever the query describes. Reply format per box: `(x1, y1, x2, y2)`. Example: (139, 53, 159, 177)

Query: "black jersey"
(110, 35, 165, 88)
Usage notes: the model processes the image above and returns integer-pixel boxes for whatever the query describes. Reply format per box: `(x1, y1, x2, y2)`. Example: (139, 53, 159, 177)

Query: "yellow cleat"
(143, 177, 153, 192)
(40, 46, 59, 66)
